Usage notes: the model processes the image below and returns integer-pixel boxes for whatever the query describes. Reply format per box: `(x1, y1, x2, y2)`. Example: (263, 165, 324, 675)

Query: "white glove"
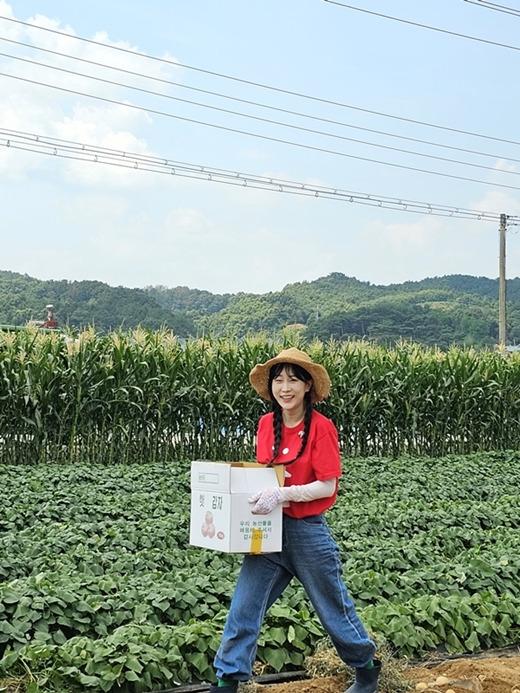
(248, 487, 283, 515)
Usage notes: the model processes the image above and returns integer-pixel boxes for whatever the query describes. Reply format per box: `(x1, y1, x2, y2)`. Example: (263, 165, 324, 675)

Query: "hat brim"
(249, 348, 331, 403)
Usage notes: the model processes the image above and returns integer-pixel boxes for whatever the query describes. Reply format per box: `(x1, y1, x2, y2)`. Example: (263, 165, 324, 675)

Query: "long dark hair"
(267, 362, 313, 465)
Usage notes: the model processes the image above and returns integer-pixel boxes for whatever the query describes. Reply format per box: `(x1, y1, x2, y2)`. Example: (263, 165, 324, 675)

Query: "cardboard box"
(189, 461, 284, 554)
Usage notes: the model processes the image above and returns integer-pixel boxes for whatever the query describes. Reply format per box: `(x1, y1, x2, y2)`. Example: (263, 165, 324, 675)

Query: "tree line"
(1, 269, 518, 348)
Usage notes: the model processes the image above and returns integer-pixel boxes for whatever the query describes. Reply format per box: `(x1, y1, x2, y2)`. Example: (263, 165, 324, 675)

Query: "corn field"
(1, 328, 520, 464)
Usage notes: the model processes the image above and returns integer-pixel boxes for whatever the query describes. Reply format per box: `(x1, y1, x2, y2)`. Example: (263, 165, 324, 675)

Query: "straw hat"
(249, 347, 331, 403)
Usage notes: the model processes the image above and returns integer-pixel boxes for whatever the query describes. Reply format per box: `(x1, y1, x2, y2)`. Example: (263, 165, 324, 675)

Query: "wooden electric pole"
(499, 213, 507, 349)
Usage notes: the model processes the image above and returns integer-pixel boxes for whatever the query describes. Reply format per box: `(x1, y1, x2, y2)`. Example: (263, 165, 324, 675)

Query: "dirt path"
(258, 651, 520, 693)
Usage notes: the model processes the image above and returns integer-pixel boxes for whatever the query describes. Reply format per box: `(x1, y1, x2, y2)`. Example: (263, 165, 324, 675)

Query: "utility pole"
(498, 213, 507, 349)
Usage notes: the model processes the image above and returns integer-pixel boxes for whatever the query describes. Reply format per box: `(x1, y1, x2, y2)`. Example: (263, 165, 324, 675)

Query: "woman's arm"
(280, 478, 336, 503)
(249, 478, 336, 514)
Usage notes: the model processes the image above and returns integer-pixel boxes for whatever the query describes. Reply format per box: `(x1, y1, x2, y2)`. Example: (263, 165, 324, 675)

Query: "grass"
(304, 635, 414, 693)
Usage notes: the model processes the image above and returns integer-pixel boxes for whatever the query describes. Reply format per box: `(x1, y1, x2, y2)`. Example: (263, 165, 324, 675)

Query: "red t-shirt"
(256, 410, 342, 518)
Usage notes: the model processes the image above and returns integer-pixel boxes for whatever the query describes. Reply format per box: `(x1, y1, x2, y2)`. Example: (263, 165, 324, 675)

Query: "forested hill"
(147, 273, 517, 349)
(0, 271, 194, 335)
(1, 270, 518, 348)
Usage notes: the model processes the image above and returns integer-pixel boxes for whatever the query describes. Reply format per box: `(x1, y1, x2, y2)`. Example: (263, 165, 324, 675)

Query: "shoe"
(208, 681, 239, 693)
(344, 659, 381, 693)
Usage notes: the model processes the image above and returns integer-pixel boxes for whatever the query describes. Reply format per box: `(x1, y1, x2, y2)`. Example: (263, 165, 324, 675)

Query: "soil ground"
(256, 649, 520, 693)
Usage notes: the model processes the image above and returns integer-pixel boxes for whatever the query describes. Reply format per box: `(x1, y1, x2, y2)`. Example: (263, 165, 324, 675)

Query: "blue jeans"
(214, 514, 376, 681)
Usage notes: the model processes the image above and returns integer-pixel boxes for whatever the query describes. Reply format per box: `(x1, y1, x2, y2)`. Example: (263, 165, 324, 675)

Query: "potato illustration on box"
(201, 510, 216, 538)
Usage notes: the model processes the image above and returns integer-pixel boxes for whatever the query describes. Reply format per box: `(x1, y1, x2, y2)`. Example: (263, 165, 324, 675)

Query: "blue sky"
(1, 0, 520, 294)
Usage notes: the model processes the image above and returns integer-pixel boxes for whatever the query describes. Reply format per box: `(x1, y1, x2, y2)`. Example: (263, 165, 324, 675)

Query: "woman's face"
(270, 365, 312, 418)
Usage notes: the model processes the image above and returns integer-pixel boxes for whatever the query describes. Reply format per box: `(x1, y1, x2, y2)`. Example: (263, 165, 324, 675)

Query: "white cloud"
(340, 213, 503, 285)
(494, 158, 517, 174)
(0, 0, 18, 38)
(31, 199, 336, 293)
(472, 189, 520, 217)
(0, 2, 179, 189)
(363, 215, 443, 250)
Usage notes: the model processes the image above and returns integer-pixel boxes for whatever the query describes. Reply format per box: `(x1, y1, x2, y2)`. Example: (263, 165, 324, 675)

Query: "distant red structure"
(0, 305, 60, 333)
(42, 304, 58, 329)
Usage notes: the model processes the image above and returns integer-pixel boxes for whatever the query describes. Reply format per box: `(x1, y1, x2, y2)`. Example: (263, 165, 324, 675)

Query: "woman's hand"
(249, 487, 283, 514)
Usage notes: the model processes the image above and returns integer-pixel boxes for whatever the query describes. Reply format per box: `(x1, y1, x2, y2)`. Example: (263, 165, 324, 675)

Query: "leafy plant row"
(3, 330, 520, 462)
(0, 604, 324, 693)
(364, 590, 520, 656)
(1, 453, 520, 690)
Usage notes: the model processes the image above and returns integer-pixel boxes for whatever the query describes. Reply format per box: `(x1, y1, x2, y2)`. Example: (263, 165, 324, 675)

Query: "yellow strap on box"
(274, 464, 285, 487)
(250, 528, 263, 554)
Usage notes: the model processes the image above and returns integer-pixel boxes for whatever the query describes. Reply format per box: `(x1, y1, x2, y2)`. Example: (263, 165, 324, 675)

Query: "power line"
(1, 128, 517, 225)
(463, 0, 520, 18)
(1, 13, 520, 150)
(3, 50, 520, 180)
(3, 37, 520, 170)
(322, 0, 520, 51)
(2, 70, 520, 194)
(3, 34, 520, 163)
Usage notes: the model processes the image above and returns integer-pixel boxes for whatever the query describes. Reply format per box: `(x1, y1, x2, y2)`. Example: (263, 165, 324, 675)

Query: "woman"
(210, 347, 380, 693)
